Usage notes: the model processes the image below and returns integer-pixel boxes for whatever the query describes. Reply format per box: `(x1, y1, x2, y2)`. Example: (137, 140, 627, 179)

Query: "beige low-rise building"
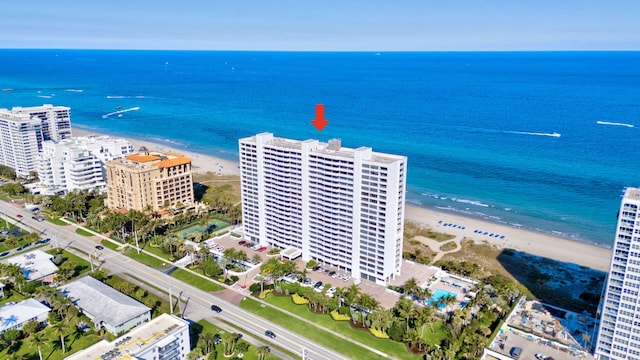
(105, 147, 194, 212)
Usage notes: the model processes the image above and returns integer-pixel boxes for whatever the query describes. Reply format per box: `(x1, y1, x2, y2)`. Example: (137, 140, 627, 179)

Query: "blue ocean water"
(1, 50, 639, 247)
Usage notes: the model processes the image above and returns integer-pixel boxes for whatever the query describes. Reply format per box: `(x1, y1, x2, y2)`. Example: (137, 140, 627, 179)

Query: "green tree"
(256, 345, 271, 360)
(3, 329, 22, 345)
(22, 319, 40, 336)
(51, 322, 69, 354)
(30, 332, 46, 360)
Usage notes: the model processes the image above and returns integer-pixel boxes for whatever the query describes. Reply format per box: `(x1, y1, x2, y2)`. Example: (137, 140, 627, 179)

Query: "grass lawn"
(104, 274, 172, 317)
(240, 297, 391, 360)
(171, 268, 225, 292)
(122, 247, 169, 268)
(263, 294, 420, 360)
(191, 319, 282, 360)
(420, 320, 449, 345)
(100, 239, 120, 250)
(0, 290, 26, 306)
(0, 237, 35, 253)
(47, 248, 91, 279)
(0, 326, 103, 359)
(141, 243, 173, 260)
(49, 217, 68, 226)
(75, 228, 94, 236)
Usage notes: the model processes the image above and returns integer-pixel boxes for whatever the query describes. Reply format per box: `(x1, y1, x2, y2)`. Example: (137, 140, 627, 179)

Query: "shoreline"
(71, 128, 612, 272)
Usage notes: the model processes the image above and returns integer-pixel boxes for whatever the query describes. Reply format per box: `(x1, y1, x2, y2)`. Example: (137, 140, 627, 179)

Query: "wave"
(451, 197, 490, 207)
(596, 121, 634, 128)
(102, 107, 140, 119)
(65, 89, 84, 93)
(37, 95, 53, 99)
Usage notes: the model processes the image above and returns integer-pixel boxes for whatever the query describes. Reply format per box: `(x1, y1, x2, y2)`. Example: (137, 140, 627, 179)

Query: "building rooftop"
(3, 250, 59, 281)
(624, 187, 640, 201)
(122, 151, 191, 169)
(0, 298, 51, 332)
(58, 276, 150, 328)
(65, 314, 189, 360)
(0, 109, 37, 122)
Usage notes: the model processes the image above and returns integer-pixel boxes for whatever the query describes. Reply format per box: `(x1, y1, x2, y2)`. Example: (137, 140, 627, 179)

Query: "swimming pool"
(426, 289, 457, 308)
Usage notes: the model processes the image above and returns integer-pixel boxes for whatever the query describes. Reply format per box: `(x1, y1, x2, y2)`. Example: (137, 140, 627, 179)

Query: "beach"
(72, 128, 612, 272)
(405, 205, 612, 272)
(72, 128, 240, 176)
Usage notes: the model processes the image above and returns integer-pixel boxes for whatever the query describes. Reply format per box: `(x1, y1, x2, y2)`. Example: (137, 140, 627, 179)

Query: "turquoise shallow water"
(1, 50, 639, 246)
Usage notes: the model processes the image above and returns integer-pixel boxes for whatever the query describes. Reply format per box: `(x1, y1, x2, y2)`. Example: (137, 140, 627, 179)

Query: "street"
(0, 200, 348, 360)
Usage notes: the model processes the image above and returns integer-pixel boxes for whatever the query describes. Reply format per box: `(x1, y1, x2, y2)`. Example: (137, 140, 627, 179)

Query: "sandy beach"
(405, 205, 612, 272)
(72, 128, 612, 271)
(72, 128, 240, 176)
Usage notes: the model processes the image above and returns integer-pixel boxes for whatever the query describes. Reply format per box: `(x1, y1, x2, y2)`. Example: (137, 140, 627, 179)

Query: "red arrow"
(310, 104, 329, 131)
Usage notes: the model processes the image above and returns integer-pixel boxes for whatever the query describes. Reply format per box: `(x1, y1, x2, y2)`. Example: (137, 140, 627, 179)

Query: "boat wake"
(505, 130, 561, 137)
(65, 89, 84, 93)
(596, 121, 634, 128)
(102, 107, 140, 119)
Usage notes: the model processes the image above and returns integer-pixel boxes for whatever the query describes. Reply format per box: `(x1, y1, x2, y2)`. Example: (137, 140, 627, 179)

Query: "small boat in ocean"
(2, 88, 13, 92)
(550, 132, 561, 137)
(116, 105, 122, 110)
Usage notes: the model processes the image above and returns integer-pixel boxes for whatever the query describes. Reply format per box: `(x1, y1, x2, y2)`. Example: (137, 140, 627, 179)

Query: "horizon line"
(1, 48, 639, 53)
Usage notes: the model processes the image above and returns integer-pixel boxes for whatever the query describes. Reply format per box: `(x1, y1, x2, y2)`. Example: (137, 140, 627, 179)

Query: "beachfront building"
(58, 276, 151, 335)
(0, 110, 42, 177)
(105, 147, 194, 212)
(35, 135, 134, 195)
(0, 104, 72, 177)
(66, 313, 190, 360)
(239, 133, 407, 285)
(595, 188, 640, 360)
(11, 104, 72, 142)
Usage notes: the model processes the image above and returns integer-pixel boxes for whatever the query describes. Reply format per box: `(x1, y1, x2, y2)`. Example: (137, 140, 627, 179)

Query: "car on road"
(265, 330, 276, 339)
(95, 245, 104, 250)
(210, 305, 222, 313)
(0, 251, 10, 257)
(16, 214, 23, 219)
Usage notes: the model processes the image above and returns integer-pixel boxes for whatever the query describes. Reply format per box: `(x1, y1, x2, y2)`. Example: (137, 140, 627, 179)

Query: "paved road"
(0, 201, 347, 360)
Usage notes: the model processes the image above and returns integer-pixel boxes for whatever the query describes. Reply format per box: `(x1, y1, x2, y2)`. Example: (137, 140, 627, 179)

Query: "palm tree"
(403, 277, 419, 297)
(395, 296, 415, 332)
(403, 328, 422, 352)
(256, 345, 271, 360)
(51, 322, 69, 354)
(344, 284, 360, 306)
(416, 305, 434, 337)
(439, 294, 457, 316)
(200, 332, 216, 354)
(222, 335, 234, 355)
(30, 332, 46, 360)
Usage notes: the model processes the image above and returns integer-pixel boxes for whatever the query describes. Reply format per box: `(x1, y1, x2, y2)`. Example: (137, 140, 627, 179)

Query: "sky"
(1, 0, 639, 51)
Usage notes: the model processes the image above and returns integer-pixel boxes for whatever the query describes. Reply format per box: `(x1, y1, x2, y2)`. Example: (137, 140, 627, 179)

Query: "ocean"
(1, 49, 639, 247)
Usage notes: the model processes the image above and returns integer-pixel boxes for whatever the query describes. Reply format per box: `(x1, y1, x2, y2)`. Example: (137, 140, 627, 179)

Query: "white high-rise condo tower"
(239, 133, 407, 285)
(595, 187, 640, 359)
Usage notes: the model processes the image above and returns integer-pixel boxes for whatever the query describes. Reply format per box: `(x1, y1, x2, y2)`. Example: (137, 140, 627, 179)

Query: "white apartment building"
(12, 104, 72, 141)
(0, 110, 42, 177)
(0, 104, 72, 178)
(239, 133, 407, 285)
(66, 314, 190, 360)
(595, 188, 640, 359)
(36, 135, 133, 194)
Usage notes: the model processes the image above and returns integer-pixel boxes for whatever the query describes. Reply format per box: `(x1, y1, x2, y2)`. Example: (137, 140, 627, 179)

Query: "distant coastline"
(72, 128, 613, 272)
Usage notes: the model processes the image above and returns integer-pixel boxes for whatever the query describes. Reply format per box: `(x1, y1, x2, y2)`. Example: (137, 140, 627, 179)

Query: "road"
(0, 201, 348, 360)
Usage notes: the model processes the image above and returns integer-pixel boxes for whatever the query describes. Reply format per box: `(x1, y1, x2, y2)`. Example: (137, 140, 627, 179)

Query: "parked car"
(314, 281, 323, 289)
(211, 305, 222, 313)
(509, 347, 522, 359)
(0, 251, 10, 257)
(265, 330, 276, 339)
(239, 240, 247, 246)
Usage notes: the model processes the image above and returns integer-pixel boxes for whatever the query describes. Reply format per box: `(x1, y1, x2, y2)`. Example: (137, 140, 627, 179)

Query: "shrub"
(369, 328, 390, 339)
(305, 260, 318, 269)
(249, 283, 261, 293)
(292, 293, 309, 305)
(230, 275, 239, 283)
(338, 306, 350, 315)
(387, 320, 406, 342)
(267, 248, 280, 255)
(330, 310, 350, 321)
(259, 289, 273, 299)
